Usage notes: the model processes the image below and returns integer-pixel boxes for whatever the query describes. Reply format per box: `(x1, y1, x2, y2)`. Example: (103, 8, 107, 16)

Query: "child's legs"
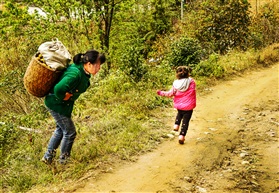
(175, 110, 184, 126)
(180, 110, 193, 136)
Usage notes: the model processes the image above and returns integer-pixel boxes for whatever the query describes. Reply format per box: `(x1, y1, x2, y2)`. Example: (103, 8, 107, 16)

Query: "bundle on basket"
(23, 39, 71, 97)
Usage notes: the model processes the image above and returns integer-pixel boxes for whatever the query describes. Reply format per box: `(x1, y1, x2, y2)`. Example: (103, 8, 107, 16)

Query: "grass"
(0, 64, 174, 192)
(257, 43, 279, 66)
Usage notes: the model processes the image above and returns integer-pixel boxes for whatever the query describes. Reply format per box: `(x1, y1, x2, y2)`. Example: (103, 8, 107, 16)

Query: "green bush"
(167, 36, 202, 68)
(120, 39, 148, 83)
(193, 54, 225, 78)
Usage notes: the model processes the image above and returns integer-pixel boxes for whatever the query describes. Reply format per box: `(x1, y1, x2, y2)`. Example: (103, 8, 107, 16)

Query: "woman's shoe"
(178, 135, 185, 144)
(41, 156, 52, 165)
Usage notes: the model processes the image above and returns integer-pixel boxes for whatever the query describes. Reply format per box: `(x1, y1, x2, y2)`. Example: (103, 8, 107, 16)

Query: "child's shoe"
(173, 124, 179, 131)
(178, 135, 185, 144)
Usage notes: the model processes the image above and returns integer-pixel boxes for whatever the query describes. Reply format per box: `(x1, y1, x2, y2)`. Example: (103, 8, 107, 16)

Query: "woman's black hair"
(73, 50, 106, 65)
(99, 54, 106, 64)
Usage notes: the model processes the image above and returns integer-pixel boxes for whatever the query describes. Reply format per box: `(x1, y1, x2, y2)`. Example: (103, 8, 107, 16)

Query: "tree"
(17, 0, 127, 72)
(196, 0, 251, 54)
(93, 0, 128, 72)
(151, 0, 175, 35)
(137, 0, 177, 58)
(250, 2, 279, 48)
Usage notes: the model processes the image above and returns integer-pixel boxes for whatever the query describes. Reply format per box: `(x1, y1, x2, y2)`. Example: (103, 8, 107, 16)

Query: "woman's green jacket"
(45, 63, 90, 117)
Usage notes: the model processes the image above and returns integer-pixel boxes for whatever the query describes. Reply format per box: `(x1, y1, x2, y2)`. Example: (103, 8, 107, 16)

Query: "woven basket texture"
(23, 57, 63, 97)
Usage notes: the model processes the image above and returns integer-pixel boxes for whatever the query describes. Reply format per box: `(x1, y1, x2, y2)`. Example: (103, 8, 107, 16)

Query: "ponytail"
(99, 54, 106, 64)
(73, 53, 84, 64)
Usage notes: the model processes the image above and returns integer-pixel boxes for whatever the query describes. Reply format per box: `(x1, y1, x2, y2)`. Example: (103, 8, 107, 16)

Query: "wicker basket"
(24, 56, 63, 97)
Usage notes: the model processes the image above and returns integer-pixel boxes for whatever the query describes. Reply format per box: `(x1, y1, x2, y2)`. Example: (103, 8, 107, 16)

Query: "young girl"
(157, 66, 196, 144)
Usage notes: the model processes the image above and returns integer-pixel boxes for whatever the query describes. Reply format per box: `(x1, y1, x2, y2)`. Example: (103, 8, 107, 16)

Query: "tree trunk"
(97, 0, 115, 73)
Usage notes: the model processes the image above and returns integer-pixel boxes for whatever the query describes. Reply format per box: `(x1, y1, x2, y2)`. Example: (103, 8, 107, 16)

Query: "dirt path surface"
(73, 64, 278, 193)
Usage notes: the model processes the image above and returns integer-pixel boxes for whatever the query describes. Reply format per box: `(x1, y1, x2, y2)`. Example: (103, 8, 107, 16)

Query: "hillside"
(0, 0, 278, 192)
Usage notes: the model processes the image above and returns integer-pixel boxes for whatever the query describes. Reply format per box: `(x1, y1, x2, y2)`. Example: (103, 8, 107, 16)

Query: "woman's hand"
(63, 92, 73, 101)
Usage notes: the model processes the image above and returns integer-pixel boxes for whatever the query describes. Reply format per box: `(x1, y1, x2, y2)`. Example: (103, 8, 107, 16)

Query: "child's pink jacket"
(158, 78, 196, 110)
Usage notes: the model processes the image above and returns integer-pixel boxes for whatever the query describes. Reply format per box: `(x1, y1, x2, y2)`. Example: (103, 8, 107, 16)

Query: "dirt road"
(73, 64, 278, 193)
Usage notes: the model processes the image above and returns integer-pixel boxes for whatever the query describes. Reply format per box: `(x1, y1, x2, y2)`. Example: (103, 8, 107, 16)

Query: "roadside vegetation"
(0, 0, 278, 192)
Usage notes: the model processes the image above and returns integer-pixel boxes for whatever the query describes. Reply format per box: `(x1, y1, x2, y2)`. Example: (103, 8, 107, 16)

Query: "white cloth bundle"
(38, 38, 71, 70)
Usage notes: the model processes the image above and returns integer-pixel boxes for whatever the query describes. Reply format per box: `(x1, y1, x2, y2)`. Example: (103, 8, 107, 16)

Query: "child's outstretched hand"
(157, 90, 162, 95)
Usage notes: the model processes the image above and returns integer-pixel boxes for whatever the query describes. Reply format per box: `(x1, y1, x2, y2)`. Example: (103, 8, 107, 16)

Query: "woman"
(42, 49, 106, 164)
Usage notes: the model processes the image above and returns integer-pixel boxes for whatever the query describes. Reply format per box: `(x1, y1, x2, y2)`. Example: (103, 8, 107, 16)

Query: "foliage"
(0, 2, 41, 69)
(193, 54, 225, 78)
(0, 11, 44, 116)
(120, 39, 147, 83)
(217, 49, 257, 74)
(1, 65, 173, 192)
(193, 43, 279, 79)
(196, 0, 251, 54)
(141, 0, 177, 57)
(257, 43, 279, 67)
(109, 0, 177, 70)
(2, 42, 278, 191)
(1, 0, 279, 192)
(249, 2, 279, 49)
(0, 123, 19, 159)
(167, 36, 202, 68)
(150, 0, 175, 36)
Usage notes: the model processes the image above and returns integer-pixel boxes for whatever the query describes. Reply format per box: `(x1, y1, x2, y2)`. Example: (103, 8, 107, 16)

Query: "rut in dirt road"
(72, 64, 278, 193)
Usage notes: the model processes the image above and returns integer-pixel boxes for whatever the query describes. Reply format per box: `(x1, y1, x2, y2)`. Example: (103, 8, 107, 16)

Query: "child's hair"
(73, 50, 106, 65)
(176, 66, 192, 79)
